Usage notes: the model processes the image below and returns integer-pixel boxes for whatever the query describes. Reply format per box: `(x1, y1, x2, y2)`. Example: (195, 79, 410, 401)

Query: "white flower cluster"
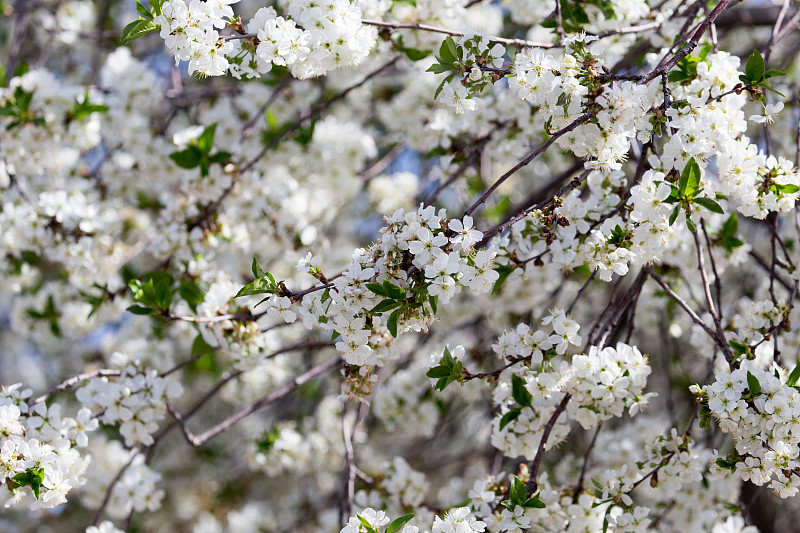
(157, 0, 377, 79)
(567, 342, 654, 428)
(154, 0, 239, 77)
(381, 456, 430, 508)
(373, 362, 440, 438)
(79, 438, 165, 518)
(0, 385, 96, 509)
(653, 50, 800, 220)
(296, 206, 496, 367)
(492, 309, 582, 362)
(492, 340, 652, 458)
(245, 422, 327, 477)
(698, 363, 800, 498)
(509, 37, 658, 171)
(341, 507, 418, 533)
(436, 34, 506, 114)
(729, 298, 787, 346)
(76, 363, 183, 447)
(432, 506, 486, 533)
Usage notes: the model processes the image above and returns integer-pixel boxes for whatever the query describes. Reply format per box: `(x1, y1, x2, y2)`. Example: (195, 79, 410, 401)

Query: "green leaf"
(402, 47, 431, 61)
(511, 374, 532, 407)
(774, 183, 800, 194)
(747, 371, 761, 396)
(251, 257, 266, 278)
(426, 366, 452, 378)
(169, 147, 202, 169)
(694, 197, 724, 214)
(120, 18, 159, 44)
(136, 0, 152, 18)
(209, 151, 231, 164)
(386, 514, 415, 533)
(492, 264, 514, 295)
(370, 299, 402, 314)
(357, 516, 379, 533)
(764, 69, 785, 79)
(685, 212, 697, 233)
(197, 123, 216, 155)
(434, 72, 457, 100)
(126, 305, 153, 315)
(235, 277, 277, 297)
(679, 158, 701, 198)
(148, 0, 166, 16)
(439, 36, 459, 64)
(429, 295, 438, 314)
(720, 213, 738, 238)
(191, 334, 215, 357)
(745, 50, 765, 83)
(787, 364, 800, 387)
(366, 283, 388, 297)
(511, 477, 526, 504)
(179, 280, 205, 312)
(426, 62, 455, 73)
(442, 345, 455, 368)
(499, 408, 521, 431)
(382, 279, 406, 300)
(387, 309, 400, 337)
(524, 494, 546, 508)
(668, 205, 680, 226)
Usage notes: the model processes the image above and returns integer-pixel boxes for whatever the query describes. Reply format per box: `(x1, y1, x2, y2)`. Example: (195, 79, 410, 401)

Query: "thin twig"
(526, 394, 571, 497)
(465, 113, 592, 217)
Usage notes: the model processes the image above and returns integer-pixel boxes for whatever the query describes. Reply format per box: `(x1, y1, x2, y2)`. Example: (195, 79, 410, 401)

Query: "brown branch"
(692, 230, 734, 364)
(465, 113, 592, 217)
(29, 369, 121, 408)
(171, 355, 341, 447)
(361, 19, 556, 49)
(526, 393, 571, 497)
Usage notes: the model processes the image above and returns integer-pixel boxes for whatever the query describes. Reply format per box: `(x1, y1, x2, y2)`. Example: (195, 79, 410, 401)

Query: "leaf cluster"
(425, 346, 464, 391)
(501, 477, 545, 511)
(739, 49, 784, 98)
(663, 158, 723, 232)
(120, 0, 165, 44)
(170, 123, 232, 177)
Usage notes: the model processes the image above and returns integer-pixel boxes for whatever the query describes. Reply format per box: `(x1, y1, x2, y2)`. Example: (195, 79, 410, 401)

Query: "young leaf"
(787, 364, 800, 387)
(382, 279, 406, 300)
(386, 514, 415, 533)
(191, 334, 215, 357)
(120, 18, 159, 44)
(679, 157, 701, 198)
(499, 408, 521, 431)
(126, 305, 153, 315)
(747, 371, 761, 396)
(429, 295, 438, 314)
(439, 36, 459, 64)
(720, 213, 738, 238)
(685, 212, 697, 233)
(252, 257, 266, 278)
(357, 516, 378, 533)
(387, 309, 400, 337)
(744, 49, 765, 83)
(370, 299, 402, 314)
(524, 494, 546, 509)
(694, 197, 724, 214)
(511, 374, 532, 407)
(426, 366, 452, 378)
(366, 283, 388, 297)
(197, 123, 217, 155)
(668, 205, 680, 226)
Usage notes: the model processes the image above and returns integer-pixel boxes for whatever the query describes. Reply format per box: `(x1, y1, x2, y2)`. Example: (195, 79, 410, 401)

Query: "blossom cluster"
(295, 205, 497, 369)
(0, 384, 96, 509)
(75, 362, 183, 447)
(697, 363, 800, 498)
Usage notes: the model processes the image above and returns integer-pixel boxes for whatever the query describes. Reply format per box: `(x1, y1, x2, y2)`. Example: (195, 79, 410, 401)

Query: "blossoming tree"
(2, 0, 800, 531)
